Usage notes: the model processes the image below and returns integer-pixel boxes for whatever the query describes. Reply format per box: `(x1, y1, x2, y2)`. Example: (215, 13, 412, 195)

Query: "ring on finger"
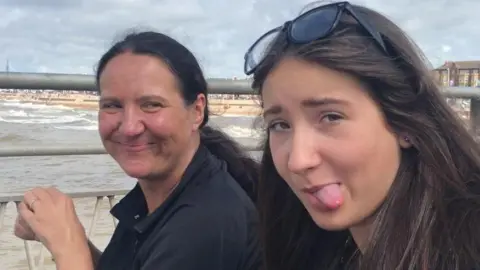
(28, 198, 39, 211)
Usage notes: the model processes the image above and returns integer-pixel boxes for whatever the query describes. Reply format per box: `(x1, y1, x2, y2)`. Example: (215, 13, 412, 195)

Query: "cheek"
(98, 113, 117, 139)
(269, 136, 290, 183)
(144, 110, 193, 145)
(336, 131, 400, 201)
(145, 114, 177, 136)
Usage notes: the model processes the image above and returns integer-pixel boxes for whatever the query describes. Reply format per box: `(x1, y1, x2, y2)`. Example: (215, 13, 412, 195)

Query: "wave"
(0, 133, 32, 143)
(54, 125, 97, 131)
(0, 115, 87, 124)
(52, 124, 258, 136)
(222, 125, 261, 139)
(0, 103, 98, 128)
(1, 101, 72, 111)
(0, 102, 259, 138)
(0, 109, 28, 117)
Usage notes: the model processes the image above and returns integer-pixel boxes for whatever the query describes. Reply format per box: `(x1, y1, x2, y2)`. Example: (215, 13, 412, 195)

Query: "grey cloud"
(0, 0, 478, 77)
(0, 0, 81, 9)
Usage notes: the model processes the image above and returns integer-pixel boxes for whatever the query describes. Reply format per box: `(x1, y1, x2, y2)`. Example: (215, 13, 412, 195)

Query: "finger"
(31, 187, 54, 202)
(23, 191, 40, 211)
(17, 213, 32, 231)
(18, 202, 40, 234)
(14, 218, 29, 237)
(14, 214, 37, 240)
(16, 211, 28, 226)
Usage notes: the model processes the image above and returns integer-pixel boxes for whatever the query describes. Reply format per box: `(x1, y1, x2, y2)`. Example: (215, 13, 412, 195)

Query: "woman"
(245, 1, 480, 269)
(14, 31, 261, 270)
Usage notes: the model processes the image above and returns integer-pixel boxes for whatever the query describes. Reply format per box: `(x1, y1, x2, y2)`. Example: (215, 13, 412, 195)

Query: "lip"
(301, 183, 340, 194)
(114, 142, 155, 152)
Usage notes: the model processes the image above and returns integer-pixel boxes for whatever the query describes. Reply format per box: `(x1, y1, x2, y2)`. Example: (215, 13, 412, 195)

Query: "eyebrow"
(263, 97, 348, 118)
(99, 95, 169, 104)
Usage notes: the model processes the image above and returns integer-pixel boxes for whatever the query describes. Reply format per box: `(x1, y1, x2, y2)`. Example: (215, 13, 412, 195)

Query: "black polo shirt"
(96, 145, 262, 270)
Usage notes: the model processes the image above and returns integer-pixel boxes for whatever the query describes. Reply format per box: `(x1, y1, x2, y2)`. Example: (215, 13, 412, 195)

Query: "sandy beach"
(0, 92, 262, 116)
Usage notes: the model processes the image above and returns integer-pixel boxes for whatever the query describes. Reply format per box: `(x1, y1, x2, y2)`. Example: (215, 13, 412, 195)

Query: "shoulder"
(142, 171, 260, 260)
(182, 162, 258, 222)
(140, 204, 260, 270)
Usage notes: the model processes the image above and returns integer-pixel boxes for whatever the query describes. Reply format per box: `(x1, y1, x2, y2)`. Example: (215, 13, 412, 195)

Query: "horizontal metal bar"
(0, 145, 107, 157)
(0, 189, 130, 203)
(0, 72, 253, 94)
(442, 86, 480, 98)
(0, 144, 261, 157)
(1, 72, 480, 98)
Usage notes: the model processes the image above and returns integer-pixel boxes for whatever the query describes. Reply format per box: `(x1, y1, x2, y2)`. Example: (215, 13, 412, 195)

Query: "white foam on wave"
(0, 115, 82, 124)
(53, 125, 259, 136)
(0, 109, 28, 117)
(221, 125, 261, 139)
(54, 125, 97, 131)
(1, 102, 72, 111)
(0, 101, 98, 129)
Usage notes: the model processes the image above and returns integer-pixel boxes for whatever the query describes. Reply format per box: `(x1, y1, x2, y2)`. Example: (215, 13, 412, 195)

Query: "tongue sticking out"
(314, 184, 344, 210)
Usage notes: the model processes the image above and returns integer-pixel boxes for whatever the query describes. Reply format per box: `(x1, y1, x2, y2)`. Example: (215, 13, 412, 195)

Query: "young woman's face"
(261, 57, 408, 231)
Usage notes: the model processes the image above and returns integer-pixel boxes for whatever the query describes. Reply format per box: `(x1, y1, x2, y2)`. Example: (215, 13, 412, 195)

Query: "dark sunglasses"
(243, 1, 389, 75)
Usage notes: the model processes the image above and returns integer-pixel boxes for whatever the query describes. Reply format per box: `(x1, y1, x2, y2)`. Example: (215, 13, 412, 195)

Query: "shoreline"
(0, 93, 262, 117)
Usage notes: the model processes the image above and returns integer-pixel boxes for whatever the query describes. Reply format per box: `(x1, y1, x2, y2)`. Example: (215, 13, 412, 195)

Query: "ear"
(190, 93, 206, 132)
(397, 132, 413, 149)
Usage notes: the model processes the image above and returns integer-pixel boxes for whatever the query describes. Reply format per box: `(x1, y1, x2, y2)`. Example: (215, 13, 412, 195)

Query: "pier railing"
(0, 190, 128, 270)
(1, 71, 480, 269)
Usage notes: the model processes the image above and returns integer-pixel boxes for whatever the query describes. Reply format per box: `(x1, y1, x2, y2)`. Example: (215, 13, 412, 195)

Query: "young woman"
(245, 1, 480, 269)
(14, 31, 261, 270)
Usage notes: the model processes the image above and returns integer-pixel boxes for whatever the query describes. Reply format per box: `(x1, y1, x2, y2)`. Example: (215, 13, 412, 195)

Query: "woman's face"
(262, 57, 408, 231)
(97, 52, 205, 181)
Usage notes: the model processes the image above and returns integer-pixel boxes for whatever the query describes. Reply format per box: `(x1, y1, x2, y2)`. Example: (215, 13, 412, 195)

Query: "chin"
(119, 162, 154, 179)
(305, 207, 353, 231)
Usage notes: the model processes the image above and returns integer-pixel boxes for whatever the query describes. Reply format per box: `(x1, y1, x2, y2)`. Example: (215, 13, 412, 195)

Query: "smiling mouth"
(113, 142, 155, 152)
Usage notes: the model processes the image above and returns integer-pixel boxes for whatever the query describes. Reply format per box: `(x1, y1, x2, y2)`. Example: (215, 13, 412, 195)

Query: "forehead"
(262, 57, 370, 108)
(98, 52, 180, 98)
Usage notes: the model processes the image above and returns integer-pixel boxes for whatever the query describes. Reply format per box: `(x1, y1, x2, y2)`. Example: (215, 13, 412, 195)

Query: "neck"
(349, 217, 374, 254)
(139, 134, 200, 213)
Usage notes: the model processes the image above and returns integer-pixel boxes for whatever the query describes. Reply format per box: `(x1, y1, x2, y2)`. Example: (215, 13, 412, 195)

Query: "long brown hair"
(252, 4, 480, 270)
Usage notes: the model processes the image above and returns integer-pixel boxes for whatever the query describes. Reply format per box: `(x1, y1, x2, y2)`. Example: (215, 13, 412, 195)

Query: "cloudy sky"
(0, 0, 477, 78)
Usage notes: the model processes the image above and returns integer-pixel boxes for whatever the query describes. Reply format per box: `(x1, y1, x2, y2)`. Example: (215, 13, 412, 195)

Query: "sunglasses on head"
(243, 1, 389, 75)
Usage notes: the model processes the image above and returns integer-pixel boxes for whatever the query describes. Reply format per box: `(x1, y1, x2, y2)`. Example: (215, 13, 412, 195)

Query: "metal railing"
(1, 72, 480, 269)
(0, 190, 128, 270)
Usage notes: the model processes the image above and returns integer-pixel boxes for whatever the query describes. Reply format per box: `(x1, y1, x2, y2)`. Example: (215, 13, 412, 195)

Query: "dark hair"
(95, 31, 259, 201)
(253, 4, 480, 270)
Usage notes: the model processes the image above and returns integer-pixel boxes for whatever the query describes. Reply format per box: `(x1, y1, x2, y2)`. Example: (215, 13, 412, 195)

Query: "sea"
(0, 99, 262, 270)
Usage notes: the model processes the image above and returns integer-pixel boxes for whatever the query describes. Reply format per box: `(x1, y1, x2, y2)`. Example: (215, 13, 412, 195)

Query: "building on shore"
(432, 61, 480, 87)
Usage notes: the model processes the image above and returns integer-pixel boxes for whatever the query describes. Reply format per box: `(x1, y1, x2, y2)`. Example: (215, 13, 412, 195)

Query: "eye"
(267, 120, 290, 132)
(320, 112, 344, 123)
(100, 102, 122, 112)
(142, 101, 163, 112)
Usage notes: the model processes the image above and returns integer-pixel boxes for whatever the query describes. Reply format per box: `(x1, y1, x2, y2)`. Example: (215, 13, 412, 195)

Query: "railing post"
(471, 98, 480, 135)
(15, 201, 37, 270)
(0, 202, 7, 231)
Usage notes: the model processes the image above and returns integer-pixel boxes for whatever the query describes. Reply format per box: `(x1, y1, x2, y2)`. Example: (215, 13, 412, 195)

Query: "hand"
(18, 187, 89, 260)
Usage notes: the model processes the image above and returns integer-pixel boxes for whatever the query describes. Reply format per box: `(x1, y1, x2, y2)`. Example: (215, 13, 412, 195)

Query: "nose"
(287, 128, 322, 176)
(118, 107, 145, 136)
